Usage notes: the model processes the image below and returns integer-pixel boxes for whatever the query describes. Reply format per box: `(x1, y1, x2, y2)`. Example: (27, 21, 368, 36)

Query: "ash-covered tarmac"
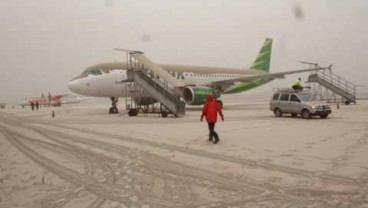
(1, 100, 368, 207)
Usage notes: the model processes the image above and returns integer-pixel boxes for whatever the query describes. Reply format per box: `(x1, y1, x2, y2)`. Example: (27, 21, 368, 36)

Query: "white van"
(270, 89, 332, 119)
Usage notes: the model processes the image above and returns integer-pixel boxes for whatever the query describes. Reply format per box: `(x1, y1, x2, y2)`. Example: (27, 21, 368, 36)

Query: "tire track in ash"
(8, 132, 114, 208)
(5, 111, 359, 187)
(0, 130, 115, 208)
(0, 117, 171, 207)
(35, 126, 268, 192)
(3, 116, 264, 194)
(41, 122, 359, 187)
(1, 118, 276, 207)
(39, 123, 368, 206)
(0, 126, 188, 208)
(2, 114, 363, 207)
(28, 125, 272, 204)
(20, 121, 359, 207)
(0, 114, 313, 207)
(0, 114, 116, 208)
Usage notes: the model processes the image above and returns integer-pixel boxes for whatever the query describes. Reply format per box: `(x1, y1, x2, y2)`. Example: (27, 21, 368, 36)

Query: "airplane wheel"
(128, 109, 138, 116)
(109, 107, 119, 114)
(161, 111, 168, 118)
(132, 109, 138, 116)
(128, 109, 135, 117)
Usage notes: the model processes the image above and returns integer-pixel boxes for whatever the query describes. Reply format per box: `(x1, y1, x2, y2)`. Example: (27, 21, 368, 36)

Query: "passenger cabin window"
(290, 94, 301, 102)
(272, 93, 280, 100)
(280, 94, 289, 101)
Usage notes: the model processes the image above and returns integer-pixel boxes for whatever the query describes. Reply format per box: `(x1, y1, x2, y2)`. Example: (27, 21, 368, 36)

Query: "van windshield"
(298, 93, 320, 101)
(298, 93, 311, 101)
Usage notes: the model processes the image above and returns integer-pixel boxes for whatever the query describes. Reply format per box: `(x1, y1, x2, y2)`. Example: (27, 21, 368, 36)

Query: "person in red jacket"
(200, 95, 224, 144)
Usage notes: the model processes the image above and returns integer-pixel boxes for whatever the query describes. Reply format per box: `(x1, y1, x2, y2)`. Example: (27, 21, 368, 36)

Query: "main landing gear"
(109, 97, 119, 114)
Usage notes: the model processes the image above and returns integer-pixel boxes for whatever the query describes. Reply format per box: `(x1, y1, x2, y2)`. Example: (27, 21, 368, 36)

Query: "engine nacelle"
(183, 86, 214, 105)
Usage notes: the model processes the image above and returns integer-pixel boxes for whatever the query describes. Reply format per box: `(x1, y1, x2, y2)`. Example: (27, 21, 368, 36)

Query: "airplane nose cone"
(68, 80, 78, 93)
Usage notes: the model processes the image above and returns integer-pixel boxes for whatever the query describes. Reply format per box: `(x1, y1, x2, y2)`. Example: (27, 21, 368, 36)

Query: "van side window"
(280, 94, 289, 101)
(272, 93, 280, 100)
(290, 94, 300, 102)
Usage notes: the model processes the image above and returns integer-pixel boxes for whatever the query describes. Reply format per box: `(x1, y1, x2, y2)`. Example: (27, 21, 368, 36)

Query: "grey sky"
(1, 0, 368, 103)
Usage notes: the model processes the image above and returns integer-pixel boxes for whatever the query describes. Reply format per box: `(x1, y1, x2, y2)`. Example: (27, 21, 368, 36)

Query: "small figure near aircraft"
(21, 92, 86, 108)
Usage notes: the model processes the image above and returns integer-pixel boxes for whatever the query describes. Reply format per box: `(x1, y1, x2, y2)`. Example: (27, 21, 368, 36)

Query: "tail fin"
(250, 38, 272, 72)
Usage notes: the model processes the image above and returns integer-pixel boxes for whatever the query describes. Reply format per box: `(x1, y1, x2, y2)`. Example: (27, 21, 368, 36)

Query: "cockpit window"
(81, 70, 89, 76)
(81, 69, 102, 76)
(91, 69, 102, 75)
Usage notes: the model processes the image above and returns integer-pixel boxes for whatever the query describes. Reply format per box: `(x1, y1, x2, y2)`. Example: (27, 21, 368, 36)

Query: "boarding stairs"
(308, 70, 356, 104)
(123, 50, 186, 116)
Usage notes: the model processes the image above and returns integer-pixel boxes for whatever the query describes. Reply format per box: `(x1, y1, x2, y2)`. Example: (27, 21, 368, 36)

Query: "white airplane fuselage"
(68, 39, 327, 110)
(69, 69, 128, 97)
(68, 63, 248, 98)
(69, 39, 274, 103)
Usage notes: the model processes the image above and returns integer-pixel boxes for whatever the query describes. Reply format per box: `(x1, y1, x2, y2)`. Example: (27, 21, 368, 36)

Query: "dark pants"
(292, 86, 303, 91)
(208, 122, 219, 142)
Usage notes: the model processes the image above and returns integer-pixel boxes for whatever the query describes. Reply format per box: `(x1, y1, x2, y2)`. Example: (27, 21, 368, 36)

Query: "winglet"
(114, 48, 143, 54)
(327, 64, 333, 71)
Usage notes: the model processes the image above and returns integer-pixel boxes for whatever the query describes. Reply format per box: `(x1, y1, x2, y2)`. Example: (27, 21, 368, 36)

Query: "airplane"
(20, 93, 85, 108)
(68, 38, 330, 114)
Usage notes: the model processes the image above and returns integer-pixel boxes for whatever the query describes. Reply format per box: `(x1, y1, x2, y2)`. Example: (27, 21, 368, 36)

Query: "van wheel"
(301, 109, 311, 119)
(128, 109, 135, 117)
(132, 109, 138, 116)
(320, 114, 328, 119)
(274, 108, 283, 117)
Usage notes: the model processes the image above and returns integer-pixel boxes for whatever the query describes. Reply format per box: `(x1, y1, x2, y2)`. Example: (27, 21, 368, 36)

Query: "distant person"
(292, 78, 303, 91)
(200, 95, 224, 144)
(35, 101, 39, 110)
(30, 102, 35, 110)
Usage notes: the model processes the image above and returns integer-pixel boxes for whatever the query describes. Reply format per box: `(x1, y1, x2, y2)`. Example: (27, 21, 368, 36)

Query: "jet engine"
(182, 86, 215, 105)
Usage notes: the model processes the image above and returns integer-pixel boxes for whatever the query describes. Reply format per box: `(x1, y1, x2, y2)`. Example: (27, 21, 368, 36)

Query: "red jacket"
(201, 95, 223, 123)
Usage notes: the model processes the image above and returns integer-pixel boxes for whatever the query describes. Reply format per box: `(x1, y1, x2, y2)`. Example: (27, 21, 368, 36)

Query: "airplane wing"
(209, 65, 331, 87)
(51, 94, 70, 100)
(60, 95, 90, 104)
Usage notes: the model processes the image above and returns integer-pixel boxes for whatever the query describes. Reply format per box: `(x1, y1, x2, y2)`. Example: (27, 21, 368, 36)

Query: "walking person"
(200, 95, 224, 144)
(30, 102, 35, 110)
(35, 101, 39, 110)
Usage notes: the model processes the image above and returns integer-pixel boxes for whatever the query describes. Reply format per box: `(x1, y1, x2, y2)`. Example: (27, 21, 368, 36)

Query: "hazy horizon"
(1, 0, 368, 104)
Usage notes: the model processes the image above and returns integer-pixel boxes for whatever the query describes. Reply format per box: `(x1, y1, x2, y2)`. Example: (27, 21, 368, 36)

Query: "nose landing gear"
(109, 97, 119, 114)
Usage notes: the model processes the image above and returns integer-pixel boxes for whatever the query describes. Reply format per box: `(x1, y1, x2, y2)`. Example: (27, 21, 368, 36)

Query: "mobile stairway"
(308, 70, 356, 104)
(118, 49, 186, 117)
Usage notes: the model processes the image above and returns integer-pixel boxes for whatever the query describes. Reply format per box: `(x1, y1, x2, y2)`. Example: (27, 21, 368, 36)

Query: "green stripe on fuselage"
(224, 78, 274, 94)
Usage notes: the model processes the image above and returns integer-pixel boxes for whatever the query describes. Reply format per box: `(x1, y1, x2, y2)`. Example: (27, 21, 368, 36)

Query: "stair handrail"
(134, 69, 181, 105)
(316, 70, 356, 95)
